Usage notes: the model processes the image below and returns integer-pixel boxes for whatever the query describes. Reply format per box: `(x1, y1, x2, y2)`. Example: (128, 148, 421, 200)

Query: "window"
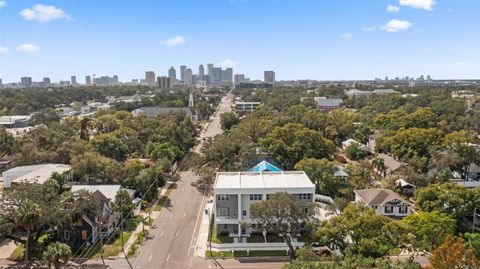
(241, 228, 246, 235)
(242, 210, 247, 216)
(217, 194, 229, 201)
(299, 193, 312, 200)
(303, 207, 309, 213)
(81, 230, 87, 240)
(250, 194, 262, 201)
(384, 206, 393, 214)
(251, 224, 256, 228)
(218, 208, 229, 217)
(266, 194, 270, 200)
(372, 205, 378, 209)
(399, 206, 408, 214)
(223, 224, 228, 229)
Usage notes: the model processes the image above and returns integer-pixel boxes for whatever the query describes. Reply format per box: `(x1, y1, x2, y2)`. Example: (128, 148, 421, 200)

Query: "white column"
(238, 194, 242, 236)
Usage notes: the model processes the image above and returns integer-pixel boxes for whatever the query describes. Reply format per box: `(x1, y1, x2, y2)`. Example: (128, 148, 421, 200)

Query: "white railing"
(210, 241, 305, 251)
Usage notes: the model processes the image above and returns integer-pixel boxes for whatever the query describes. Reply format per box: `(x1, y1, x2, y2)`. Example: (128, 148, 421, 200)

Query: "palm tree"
(14, 201, 42, 261)
(43, 242, 72, 269)
(371, 155, 386, 178)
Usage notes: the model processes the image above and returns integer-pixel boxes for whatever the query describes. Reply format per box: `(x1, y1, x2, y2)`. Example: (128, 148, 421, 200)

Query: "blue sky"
(0, 0, 479, 83)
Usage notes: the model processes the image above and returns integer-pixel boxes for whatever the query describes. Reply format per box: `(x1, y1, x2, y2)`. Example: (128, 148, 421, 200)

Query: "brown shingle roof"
(354, 188, 410, 205)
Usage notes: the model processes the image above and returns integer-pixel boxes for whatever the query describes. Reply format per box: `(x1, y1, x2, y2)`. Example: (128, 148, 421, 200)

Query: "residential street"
(104, 94, 233, 269)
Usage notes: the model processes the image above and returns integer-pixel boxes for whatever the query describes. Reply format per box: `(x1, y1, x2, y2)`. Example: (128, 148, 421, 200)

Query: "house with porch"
(213, 171, 315, 243)
(354, 188, 412, 218)
(68, 185, 135, 245)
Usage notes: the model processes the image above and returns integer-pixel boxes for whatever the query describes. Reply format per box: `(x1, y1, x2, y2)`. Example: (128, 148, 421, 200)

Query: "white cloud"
(219, 59, 236, 68)
(0, 46, 10, 54)
(387, 5, 400, 12)
(381, 19, 412, 32)
(20, 4, 72, 23)
(399, 0, 436, 11)
(0, 1, 6, 9)
(361, 26, 376, 32)
(162, 35, 186, 46)
(341, 33, 353, 40)
(16, 44, 40, 53)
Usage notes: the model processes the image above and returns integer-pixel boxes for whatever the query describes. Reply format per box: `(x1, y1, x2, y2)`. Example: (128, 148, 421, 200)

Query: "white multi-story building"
(213, 171, 315, 240)
(235, 101, 262, 112)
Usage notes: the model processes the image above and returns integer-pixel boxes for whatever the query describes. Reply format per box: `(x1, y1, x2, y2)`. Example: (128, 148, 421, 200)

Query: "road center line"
(176, 230, 179, 237)
(148, 254, 153, 262)
(166, 252, 170, 262)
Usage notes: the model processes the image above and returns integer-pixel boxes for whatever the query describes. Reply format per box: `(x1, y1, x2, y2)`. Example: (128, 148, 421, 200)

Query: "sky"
(0, 0, 479, 83)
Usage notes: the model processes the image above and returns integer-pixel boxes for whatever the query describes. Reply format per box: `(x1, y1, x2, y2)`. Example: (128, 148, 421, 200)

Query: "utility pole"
(473, 207, 479, 233)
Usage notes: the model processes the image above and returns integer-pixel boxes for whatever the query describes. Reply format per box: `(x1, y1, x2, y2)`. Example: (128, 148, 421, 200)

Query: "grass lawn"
(210, 234, 233, 244)
(205, 250, 288, 259)
(205, 250, 234, 258)
(92, 231, 132, 258)
(389, 248, 401, 255)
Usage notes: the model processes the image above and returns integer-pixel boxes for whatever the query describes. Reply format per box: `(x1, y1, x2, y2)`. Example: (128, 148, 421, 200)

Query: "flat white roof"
(3, 163, 71, 185)
(214, 171, 315, 190)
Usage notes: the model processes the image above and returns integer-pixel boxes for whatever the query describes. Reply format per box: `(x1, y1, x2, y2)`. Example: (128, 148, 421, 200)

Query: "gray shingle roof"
(354, 188, 410, 205)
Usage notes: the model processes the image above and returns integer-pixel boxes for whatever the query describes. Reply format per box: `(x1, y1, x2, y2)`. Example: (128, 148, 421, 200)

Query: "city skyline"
(0, 0, 479, 82)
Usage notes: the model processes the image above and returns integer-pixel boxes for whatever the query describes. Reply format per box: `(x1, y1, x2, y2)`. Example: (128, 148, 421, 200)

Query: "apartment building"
(235, 101, 262, 112)
(213, 171, 315, 240)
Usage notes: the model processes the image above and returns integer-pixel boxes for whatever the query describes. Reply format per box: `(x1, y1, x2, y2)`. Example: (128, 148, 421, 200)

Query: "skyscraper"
(223, 68, 233, 83)
(43, 77, 51, 85)
(21, 77, 32, 87)
(145, 71, 156, 86)
(198, 65, 205, 81)
(85, 75, 91, 85)
(168, 66, 176, 84)
(71, 75, 77, 85)
(184, 68, 193, 85)
(180, 65, 187, 82)
(212, 67, 222, 82)
(207, 63, 214, 83)
(157, 76, 170, 89)
(264, 71, 275, 84)
(234, 74, 245, 85)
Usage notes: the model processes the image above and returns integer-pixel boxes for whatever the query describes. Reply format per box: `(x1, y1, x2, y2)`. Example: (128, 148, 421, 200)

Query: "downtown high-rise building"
(21, 77, 32, 87)
(157, 76, 170, 89)
(198, 65, 205, 81)
(43, 77, 51, 85)
(212, 67, 222, 82)
(264, 70, 275, 84)
(184, 68, 193, 85)
(71, 75, 77, 85)
(85, 75, 91, 85)
(234, 74, 245, 85)
(207, 63, 214, 83)
(222, 68, 233, 83)
(168, 66, 176, 84)
(145, 71, 156, 86)
(180, 65, 187, 82)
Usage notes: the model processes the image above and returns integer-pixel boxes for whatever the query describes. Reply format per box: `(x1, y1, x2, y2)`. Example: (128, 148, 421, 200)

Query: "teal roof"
(249, 160, 283, 172)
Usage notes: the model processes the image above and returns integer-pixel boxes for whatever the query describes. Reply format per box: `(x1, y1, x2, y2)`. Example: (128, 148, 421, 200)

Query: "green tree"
(220, 112, 240, 131)
(371, 155, 386, 177)
(250, 192, 317, 257)
(443, 130, 480, 179)
(464, 233, 480, 259)
(71, 152, 124, 183)
(14, 201, 42, 261)
(114, 189, 134, 217)
(344, 144, 367, 161)
(31, 108, 61, 125)
(402, 211, 456, 251)
(294, 158, 343, 197)
(0, 126, 14, 156)
(262, 123, 335, 169)
(43, 242, 72, 269)
(414, 182, 479, 226)
(91, 132, 129, 161)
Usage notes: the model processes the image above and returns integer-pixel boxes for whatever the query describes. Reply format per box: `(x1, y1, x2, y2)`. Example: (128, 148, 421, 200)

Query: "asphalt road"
(105, 94, 233, 269)
(102, 94, 286, 269)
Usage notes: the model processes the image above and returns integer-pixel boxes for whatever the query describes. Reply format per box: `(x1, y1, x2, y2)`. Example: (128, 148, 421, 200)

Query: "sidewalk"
(118, 183, 171, 258)
(0, 239, 17, 260)
(195, 196, 213, 257)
